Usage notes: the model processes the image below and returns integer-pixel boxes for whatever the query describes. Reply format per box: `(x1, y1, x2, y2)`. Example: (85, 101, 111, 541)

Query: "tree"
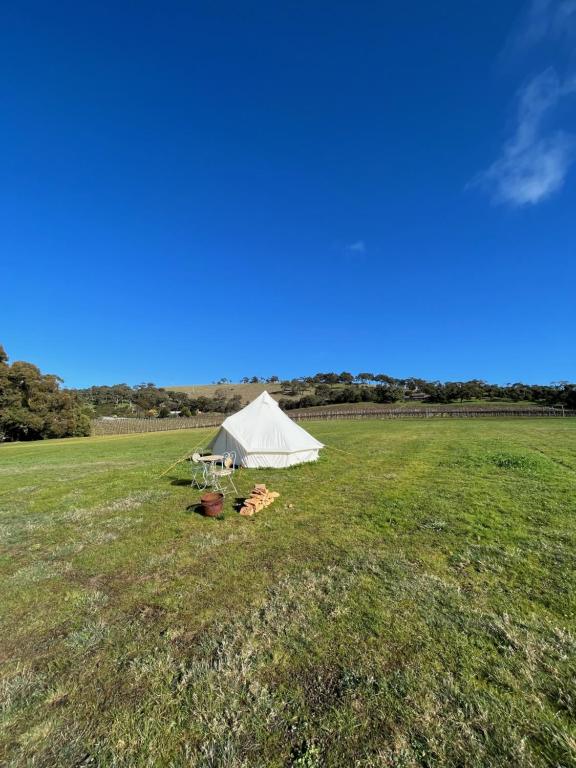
(460, 380, 485, 402)
(277, 370, 576, 411)
(0, 347, 90, 441)
(226, 395, 242, 412)
(280, 378, 305, 396)
(314, 384, 332, 401)
(375, 374, 396, 386)
(374, 384, 403, 403)
(564, 386, 576, 409)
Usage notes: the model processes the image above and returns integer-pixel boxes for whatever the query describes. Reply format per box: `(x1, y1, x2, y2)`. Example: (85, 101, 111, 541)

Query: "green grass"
(1, 420, 575, 767)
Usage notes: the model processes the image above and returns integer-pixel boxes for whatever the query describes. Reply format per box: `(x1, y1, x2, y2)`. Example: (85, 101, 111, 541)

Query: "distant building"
(406, 392, 430, 401)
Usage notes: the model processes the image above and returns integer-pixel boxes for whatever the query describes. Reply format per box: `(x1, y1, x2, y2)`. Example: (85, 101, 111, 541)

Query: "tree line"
(70, 370, 576, 414)
(2, 345, 575, 442)
(73, 383, 242, 419)
(277, 372, 576, 410)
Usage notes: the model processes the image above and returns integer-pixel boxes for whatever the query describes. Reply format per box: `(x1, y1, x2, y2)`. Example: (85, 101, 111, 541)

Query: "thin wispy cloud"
(511, 0, 576, 49)
(344, 240, 366, 254)
(475, 69, 576, 206)
(475, 0, 576, 207)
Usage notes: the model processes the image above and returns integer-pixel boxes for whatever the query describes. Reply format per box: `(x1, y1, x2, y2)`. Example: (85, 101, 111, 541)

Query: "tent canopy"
(208, 391, 324, 468)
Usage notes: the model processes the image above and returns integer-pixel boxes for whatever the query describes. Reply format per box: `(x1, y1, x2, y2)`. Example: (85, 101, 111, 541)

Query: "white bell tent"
(208, 391, 324, 468)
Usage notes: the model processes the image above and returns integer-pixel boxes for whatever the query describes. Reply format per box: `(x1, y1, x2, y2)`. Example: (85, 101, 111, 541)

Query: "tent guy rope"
(157, 428, 220, 478)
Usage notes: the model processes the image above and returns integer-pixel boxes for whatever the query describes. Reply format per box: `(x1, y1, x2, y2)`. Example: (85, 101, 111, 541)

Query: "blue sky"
(1, 1, 575, 387)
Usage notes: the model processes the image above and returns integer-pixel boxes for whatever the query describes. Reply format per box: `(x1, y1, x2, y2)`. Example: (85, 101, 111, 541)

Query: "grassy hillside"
(167, 382, 550, 411)
(167, 382, 288, 403)
(1, 420, 575, 766)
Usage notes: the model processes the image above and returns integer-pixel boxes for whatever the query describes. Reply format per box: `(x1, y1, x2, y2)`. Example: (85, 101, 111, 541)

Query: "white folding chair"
(190, 452, 207, 489)
(205, 452, 238, 495)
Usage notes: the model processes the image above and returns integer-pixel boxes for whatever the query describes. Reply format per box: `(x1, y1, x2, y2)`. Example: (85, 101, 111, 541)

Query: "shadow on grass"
(184, 497, 245, 518)
(168, 476, 192, 487)
(185, 503, 205, 516)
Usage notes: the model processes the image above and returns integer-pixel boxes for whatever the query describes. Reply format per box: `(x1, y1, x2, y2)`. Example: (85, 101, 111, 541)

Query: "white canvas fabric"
(208, 391, 324, 468)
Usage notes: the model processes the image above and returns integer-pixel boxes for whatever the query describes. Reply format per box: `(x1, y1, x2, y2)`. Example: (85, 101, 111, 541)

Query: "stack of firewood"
(239, 484, 280, 516)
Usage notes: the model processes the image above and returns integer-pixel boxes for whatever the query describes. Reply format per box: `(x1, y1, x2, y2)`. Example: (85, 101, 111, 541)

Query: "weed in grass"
(0, 665, 45, 714)
(291, 740, 322, 768)
(71, 589, 110, 612)
(10, 560, 72, 584)
(487, 451, 545, 472)
(56, 542, 86, 559)
(66, 621, 110, 652)
(446, 448, 551, 475)
(146, 551, 176, 567)
(418, 517, 448, 532)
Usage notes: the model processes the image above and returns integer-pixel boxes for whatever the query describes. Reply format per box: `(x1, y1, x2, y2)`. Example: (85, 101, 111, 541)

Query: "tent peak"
(252, 390, 278, 406)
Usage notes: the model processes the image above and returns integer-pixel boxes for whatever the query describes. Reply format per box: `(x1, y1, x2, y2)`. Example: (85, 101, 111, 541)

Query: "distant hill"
(165, 383, 556, 411)
(166, 383, 297, 405)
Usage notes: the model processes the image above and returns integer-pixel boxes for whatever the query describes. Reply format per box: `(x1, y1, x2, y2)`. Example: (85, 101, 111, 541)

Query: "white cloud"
(345, 240, 366, 254)
(475, 68, 576, 206)
(475, 1, 576, 206)
(512, 0, 576, 49)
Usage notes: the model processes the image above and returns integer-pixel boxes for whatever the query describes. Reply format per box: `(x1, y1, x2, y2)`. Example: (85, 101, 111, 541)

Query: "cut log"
(239, 486, 280, 516)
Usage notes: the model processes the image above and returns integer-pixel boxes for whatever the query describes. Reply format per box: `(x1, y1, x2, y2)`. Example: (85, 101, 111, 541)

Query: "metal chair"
(190, 452, 207, 490)
(205, 452, 238, 495)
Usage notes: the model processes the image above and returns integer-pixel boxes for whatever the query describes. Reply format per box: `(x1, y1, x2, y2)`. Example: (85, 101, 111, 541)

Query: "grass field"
(1, 420, 575, 767)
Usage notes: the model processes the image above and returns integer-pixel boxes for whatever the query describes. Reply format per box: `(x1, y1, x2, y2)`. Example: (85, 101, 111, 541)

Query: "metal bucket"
(200, 492, 224, 517)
